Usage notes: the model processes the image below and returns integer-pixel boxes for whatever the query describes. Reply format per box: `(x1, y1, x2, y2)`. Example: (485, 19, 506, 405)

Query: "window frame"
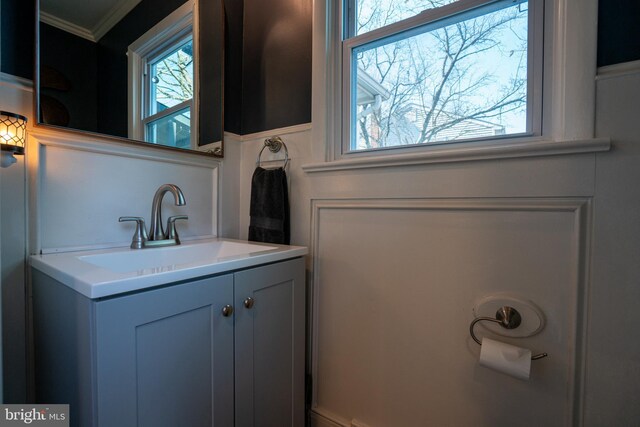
(340, 0, 545, 157)
(127, 0, 198, 149)
(142, 34, 193, 147)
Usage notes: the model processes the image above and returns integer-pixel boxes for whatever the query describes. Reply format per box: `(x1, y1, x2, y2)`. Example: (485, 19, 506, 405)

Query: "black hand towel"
(248, 167, 290, 245)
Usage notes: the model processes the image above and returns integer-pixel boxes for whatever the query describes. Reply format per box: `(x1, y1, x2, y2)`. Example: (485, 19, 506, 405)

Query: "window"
(342, 0, 543, 154)
(143, 36, 194, 148)
(128, 1, 197, 149)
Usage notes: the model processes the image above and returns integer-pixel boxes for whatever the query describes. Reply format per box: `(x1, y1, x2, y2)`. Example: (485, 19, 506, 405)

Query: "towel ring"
(469, 306, 548, 360)
(256, 136, 289, 169)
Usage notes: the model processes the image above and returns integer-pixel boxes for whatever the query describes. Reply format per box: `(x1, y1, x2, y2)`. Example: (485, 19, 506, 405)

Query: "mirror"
(35, 0, 223, 156)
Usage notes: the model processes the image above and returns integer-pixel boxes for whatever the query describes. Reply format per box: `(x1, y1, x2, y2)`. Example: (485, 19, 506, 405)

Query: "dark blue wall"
(238, 0, 312, 134)
(200, 0, 224, 144)
(597, 0, 640, 67)
(224, 0, 244, 134)
(39, 23, 98, 131)
(1, 0, 35, 79)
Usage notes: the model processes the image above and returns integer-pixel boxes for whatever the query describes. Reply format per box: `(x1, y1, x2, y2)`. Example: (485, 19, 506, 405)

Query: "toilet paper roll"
(479, 337, 531, 380)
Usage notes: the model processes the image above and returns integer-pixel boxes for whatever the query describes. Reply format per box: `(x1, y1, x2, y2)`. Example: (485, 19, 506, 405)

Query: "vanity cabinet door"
(234, 257, 306, 427)
(94, 274, 234, 427)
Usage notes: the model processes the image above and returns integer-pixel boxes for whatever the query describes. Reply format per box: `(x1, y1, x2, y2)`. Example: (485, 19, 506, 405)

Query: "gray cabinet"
(33, 257, 305, 427)
(234, 259, 305, 427)
(94, 274, 234, 427)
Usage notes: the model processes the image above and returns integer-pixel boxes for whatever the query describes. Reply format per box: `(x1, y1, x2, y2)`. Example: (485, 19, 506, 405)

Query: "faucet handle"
(119, 216, 149, 249)
(166, 215, 188, 244)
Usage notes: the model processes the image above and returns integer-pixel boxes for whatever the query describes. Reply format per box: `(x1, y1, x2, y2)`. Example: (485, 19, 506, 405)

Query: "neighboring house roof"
(403, 105, 506, 141)
(356, 68, 391, 105)
(359, 103, 506, 149)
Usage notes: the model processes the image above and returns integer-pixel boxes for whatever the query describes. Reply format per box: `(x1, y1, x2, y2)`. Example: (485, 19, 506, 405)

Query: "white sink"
(30, 238, 307, 299)
(78, 240, 277, 274)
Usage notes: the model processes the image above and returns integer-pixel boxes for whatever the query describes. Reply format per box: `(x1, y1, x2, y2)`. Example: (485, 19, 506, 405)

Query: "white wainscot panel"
(31, 134, 219, 252)
(311, 198, 590, 427)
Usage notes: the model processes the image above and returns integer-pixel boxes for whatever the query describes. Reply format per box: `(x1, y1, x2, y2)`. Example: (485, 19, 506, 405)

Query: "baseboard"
(310, 407, 374, 427)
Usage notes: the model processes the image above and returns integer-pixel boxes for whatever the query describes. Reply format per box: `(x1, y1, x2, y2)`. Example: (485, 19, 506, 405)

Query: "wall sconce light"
(0, 111, 27, 168)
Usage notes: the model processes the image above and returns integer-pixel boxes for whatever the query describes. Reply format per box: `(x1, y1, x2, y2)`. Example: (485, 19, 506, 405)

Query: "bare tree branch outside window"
(153, 41, 194, 111)
(353, 0, 528, 150)
(146, 39, 194, 148)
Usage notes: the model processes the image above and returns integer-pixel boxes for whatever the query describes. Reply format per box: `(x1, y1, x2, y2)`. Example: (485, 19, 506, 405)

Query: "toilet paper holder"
(470, 306, 548, 360)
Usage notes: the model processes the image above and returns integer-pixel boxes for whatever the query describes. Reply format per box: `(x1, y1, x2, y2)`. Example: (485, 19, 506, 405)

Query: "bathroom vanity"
(30, 238, 307, 427)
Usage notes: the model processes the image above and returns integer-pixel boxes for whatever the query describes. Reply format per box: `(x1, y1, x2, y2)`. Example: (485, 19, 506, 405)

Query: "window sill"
(301, 138, 610, 173)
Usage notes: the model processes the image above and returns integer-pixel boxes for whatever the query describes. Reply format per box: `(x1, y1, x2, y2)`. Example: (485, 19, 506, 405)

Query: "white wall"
(232, 64, 640, 426)
(237, 129, 599, 425)
(28, 133, 220, 253)
(583, 62, 640, 424)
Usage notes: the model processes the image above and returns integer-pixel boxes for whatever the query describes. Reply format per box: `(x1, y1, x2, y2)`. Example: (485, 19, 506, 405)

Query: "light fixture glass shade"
(0, 111, 27, 155)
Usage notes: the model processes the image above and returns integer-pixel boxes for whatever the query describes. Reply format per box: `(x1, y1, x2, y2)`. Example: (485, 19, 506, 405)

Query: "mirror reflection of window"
(145, 37, 194, 148)
(128, 0, 197, 149)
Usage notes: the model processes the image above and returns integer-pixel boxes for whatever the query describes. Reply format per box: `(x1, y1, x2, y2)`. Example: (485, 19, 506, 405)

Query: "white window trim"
(342, 0, 543, 155)
(306, 0, 608, 171)
(127, 0, 199, 149)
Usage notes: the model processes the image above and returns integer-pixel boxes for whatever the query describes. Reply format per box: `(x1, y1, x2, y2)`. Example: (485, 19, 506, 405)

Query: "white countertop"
(30, 237, 308, 299)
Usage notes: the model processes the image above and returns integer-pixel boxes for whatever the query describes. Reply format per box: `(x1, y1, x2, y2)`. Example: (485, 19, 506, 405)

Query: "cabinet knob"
(244, 297, 255, 309)
(221, 304, 234, 317)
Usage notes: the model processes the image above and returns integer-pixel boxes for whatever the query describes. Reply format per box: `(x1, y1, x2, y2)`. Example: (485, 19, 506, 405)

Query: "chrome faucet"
(119, 184, 188, 249)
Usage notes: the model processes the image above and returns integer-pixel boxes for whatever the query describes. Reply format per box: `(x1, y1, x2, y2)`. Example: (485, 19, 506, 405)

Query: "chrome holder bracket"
(470, 306, 548, 360)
